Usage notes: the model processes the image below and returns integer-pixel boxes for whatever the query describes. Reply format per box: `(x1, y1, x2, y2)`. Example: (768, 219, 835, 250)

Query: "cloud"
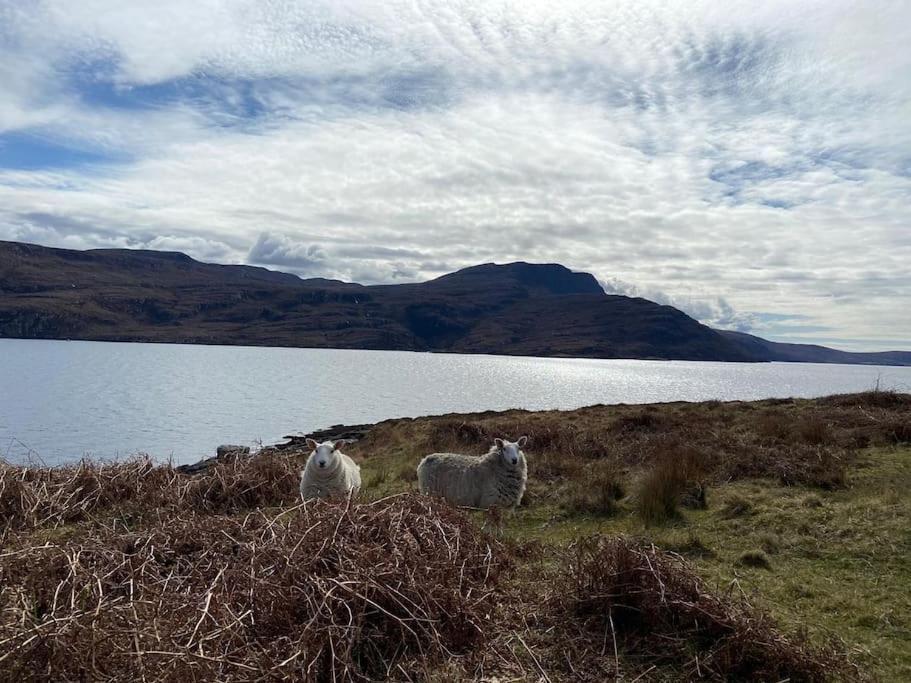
(600, 277, 757, 332)
(246, 231, 426, 283)
(247, 233, 328, 273)
(0, 0, 909, 349)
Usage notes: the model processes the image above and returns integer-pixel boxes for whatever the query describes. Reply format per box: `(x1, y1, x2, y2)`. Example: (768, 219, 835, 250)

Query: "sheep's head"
(306, 438, 345, 471)
(494, 436, 528, 469)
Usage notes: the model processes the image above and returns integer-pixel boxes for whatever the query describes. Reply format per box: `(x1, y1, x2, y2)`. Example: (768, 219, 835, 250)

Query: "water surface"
(2, 339, 909, 465)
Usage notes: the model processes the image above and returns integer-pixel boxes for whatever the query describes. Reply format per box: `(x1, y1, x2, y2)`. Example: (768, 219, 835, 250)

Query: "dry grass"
(757, 411, 794, 442)
(720, 494, 753, 519)
(0, 455, 300, 532)
(3, 392, 906, 680)
(797, 417, 834, 445)
(561, 536, 853, 681)
(818, 389, 911, 409)
(364, 392, 907, 522)
(0, 495, 510, 682)
(634, 442, 705, 526)
(355, 392, 911, 498)
(562, 458, 625, 516)
(759, 533, 782, 555)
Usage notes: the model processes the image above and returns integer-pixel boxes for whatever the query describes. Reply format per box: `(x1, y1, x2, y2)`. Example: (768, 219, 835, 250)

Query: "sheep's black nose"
(511, 458, 518, 465)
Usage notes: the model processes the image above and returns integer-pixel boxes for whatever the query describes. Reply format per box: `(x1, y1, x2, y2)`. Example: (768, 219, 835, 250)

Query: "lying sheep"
(417, 437, 528, 509)
(300, 438, 362, 501)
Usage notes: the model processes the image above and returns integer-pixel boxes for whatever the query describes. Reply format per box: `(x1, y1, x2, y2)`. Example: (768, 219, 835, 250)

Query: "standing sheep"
(417, 437, 528, 509)
(300, 439, 362, 501)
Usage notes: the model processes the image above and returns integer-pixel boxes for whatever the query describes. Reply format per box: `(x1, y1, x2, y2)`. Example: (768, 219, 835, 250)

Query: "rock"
(216, 444, 251, 459)
(175, 458, 217, 475)
(272, 424, 373, 452)
(177, 425, 373, 476)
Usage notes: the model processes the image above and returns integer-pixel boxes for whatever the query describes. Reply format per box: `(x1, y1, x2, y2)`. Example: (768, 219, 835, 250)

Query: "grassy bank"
(1, 391, 909, 680)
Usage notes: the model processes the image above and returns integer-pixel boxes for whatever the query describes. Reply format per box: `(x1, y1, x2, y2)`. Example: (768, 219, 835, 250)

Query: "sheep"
(300, 438, 362, 501)
(416, 436, 528, 510)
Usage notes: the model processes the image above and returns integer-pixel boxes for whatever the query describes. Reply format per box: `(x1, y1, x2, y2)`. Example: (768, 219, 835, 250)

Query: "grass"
(737, 549, 774, 569)
(2, 391, 909, 680)
(494, 446, 911, 680)
(561, 458, 625, 516)
(720, 494, 753, 518)
(345, 391, 910, 680)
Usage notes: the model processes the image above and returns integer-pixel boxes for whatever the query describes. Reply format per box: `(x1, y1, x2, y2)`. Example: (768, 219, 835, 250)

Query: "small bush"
(431, 419, 490, 446)
(756, 412, 793, 442)
(796, 417, 834, 445)
(563, 459, 625, 516)
(635, 462, 687, 526)
(635, 444, 706, 526)
(534, 450, 586, 481)
(610, 410, 670, 435)
(737, 549, 773, 570)
(562, 536, 848, 680)
(778, 447, 848, 490)
(883, 420, 911, 444)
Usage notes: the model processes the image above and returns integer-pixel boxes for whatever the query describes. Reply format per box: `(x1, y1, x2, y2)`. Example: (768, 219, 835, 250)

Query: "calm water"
(2, 338, 909, 465)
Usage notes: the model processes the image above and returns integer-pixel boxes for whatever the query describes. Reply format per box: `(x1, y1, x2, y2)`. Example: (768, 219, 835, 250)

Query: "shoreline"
(4, 334, 911, 365)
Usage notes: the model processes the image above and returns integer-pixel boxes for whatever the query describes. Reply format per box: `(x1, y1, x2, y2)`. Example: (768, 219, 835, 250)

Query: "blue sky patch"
(0, 132, 127, 171)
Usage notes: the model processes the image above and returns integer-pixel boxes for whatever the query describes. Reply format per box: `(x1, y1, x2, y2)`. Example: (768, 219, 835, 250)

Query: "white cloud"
(599, 277, 757, 332)
(0, 0, 909, 349)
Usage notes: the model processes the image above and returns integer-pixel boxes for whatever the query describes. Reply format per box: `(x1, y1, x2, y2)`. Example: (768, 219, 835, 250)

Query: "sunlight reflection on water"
(2, 339, 909, 464)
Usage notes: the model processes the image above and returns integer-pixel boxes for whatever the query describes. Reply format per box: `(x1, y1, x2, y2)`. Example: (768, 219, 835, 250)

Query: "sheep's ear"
(494, 438, 505, 449)
(517, 435, 528, 448)
(306, 438, 319, 451)
(332, 439, 347, 451)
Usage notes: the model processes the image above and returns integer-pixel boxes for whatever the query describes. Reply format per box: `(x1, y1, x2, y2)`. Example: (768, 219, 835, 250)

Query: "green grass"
(356, 445, 911, 680)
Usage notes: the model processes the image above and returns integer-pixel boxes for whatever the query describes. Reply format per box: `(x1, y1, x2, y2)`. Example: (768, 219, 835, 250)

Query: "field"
(1, 391, 909, 681)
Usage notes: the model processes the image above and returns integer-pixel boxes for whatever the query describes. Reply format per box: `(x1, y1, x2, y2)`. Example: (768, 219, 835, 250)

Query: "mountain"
(1, 240, 907, 365)
(718, 330, 911, 366)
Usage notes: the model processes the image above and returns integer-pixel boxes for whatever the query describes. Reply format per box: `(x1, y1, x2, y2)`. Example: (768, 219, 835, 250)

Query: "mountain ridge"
(717, 329, 911, 366)
(1, 240, 907, 365)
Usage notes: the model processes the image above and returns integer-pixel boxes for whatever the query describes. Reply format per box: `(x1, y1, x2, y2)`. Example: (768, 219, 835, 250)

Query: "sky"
(0, 1, 909, 351)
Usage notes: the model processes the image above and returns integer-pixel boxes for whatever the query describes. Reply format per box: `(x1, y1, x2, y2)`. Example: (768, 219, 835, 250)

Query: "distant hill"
(718, 330, 911, 367)
(1, 240, 907, 365)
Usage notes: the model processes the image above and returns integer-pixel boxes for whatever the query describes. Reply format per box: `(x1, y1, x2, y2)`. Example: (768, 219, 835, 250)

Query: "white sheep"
(299, 439, 362, 501)
(416, 437, 528, 510)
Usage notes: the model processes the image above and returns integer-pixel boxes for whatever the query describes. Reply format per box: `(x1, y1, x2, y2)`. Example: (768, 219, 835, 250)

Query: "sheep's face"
(306, 439, 343, 471)
(494, 436, 528, 469)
